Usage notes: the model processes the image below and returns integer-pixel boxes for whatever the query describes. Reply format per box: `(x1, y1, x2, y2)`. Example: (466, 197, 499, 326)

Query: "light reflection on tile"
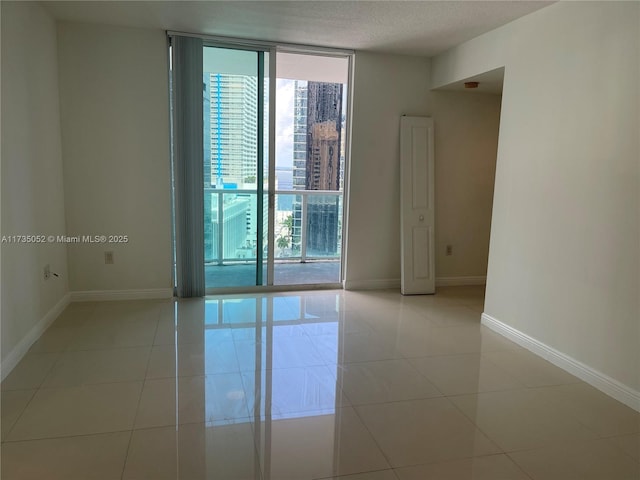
(242, 365, 342, 419)
(395, 454, 530, 480)
(2, 287, 636, 480)
(356, 397, 501, 467)
(254, 407, 390, 479)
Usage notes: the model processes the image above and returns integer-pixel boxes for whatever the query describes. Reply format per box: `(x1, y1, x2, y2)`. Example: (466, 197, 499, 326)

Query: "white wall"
(433, 2, 640, 393)
(53, 24, 499, 295)
(345, 52, 500, 287)
(431, 91, 500, 279)
(1, 2, 69, 363)
(345, 53, 431, 287)
(57, 22, 172, 293)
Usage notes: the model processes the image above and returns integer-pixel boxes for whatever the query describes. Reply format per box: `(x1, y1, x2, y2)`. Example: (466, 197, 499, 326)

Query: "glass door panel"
(273, 52, 349, 285)
(203, 46, 269, 289)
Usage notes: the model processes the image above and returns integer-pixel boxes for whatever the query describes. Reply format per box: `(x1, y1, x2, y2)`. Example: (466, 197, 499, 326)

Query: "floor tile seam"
(516, 382, 624, 435)
(54, 344, 155, 356)
(500, 452, 537, 480)
(2, 428, 134, 445)
(0, 389, 38, 442)
(389, 452, 526, 473)
(65, 341, 158, 352)
(132, 417, 237, 432)
(436, 384, 536, 399)
(347, 401, 395, 471)
(143, 319, 162, 379)
(596, 436, 640, 465)
(119, 428, 135, 480)
(478, 351, 532, 382)
(18, 349, 66, 395)
(312, 467, 400, 480)
(396, 357, 447, 397)
(441, 394, 509, 455)
(34, 378, 149, 391)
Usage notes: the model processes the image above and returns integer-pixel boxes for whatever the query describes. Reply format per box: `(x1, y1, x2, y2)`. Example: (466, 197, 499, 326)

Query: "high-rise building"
(305, 82, 342, 191)
(291, 81, 344, 256)
(206, 73, 258, 188)
(292, 80, 308, 191)
(203, 72, 259, 262)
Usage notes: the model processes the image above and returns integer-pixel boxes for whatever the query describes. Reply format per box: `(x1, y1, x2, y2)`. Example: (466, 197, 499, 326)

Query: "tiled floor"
(1, 286, 639, 479)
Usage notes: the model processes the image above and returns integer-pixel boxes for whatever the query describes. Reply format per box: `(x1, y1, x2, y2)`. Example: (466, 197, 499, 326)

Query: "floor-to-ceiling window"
(171, 35, 352, 293)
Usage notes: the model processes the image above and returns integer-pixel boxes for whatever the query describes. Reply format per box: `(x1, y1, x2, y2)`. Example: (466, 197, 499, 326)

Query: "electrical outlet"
(446, 245, 453, 256)
(104, 251, 114, 264)
(44, 264, 51, 280)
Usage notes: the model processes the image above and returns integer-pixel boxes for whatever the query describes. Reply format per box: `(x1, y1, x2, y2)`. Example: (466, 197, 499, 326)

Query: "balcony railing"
(204, 188, 342, 265)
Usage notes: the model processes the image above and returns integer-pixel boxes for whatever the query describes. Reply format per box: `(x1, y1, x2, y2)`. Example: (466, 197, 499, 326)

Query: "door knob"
(419, 215, 424, 221)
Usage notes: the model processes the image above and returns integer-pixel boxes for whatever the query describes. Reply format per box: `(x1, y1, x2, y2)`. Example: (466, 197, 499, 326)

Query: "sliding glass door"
(171, 36, 351, 294)
(202, 46, 269, 289)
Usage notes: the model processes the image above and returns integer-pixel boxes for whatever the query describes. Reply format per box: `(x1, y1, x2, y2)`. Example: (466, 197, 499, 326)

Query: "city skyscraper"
(291, 81, 344, 256)
(206, 73, 258, 188)
(305, 82, 343, 191)
(203, 71, 259, 263)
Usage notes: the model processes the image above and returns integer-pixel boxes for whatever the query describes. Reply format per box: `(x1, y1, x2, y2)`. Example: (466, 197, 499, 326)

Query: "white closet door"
(400, 116, 435, 295)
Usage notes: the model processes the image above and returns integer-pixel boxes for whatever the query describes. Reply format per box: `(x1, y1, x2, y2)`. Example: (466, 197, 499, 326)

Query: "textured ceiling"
(43, 1, 552, 57)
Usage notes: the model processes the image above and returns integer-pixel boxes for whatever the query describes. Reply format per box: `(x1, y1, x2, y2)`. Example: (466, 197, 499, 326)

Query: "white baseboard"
(1, 293, 70, 381)
(69, 288, 174, 302)
(482, 312, 640, 412)
(343, 278, 401, 290)
(436, 276, 486, 287)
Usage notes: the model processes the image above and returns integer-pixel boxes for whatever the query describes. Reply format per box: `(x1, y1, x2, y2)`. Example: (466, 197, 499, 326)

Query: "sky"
(275, 78, 296, 170)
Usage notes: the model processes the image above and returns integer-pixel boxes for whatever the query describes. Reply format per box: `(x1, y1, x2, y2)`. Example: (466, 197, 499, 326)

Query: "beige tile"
(8, 381, 142, 440)
(1, 389, 36, 440)
(123, 423, 261, 480)
(255, 407, 390, 479)
(321, 471, 399, 480)
(607, 433, 640, 461)
(509, 438, 640, 480)
(330, 330, 403, 364)
(89, 300, 163, 324)
(395, 454, 530, 480)
(42, 346, 151, 387)
(1, 352, 59, 391)
(451, 389, 597, 452)
(67, 318, 158, 350)
(339, 359, 441, 405)
(51, 302, 96, 328)
(147, 338, 240, 378)
(154, 316, 205, 345)
(134, 376, 206, 428)
(408, 354, 524, 396)
(535, 383, 640, 437)
(28, 326, 79, 353)
(397, 324, 516, 358)
(243, 365, 348, 419)
(356, 397, 501, 467)
(359, 306, 426, 337)
(236, 334, 327, 370)
(420, 305, 482, 327)
(135, 373, 250, 428)
(1, 431, 130, 480)
(483, 349, 581, 387)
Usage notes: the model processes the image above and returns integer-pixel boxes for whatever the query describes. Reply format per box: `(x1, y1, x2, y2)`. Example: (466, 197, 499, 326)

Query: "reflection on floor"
(1, 286, 639, 479)
(205, 260, 340, 288)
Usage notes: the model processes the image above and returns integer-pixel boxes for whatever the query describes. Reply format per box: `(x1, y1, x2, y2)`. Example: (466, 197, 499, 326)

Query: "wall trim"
(1, 293, 71, 381)
(481, 312, 640, 412)
(69, 288, 174, 302)
(436, 276, 486, 287)
(343, 278, 401, 290)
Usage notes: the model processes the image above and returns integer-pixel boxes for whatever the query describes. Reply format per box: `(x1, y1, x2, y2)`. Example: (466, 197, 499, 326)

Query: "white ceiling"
(42, 1, 552, 57)
(437, 67, 505, 94)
